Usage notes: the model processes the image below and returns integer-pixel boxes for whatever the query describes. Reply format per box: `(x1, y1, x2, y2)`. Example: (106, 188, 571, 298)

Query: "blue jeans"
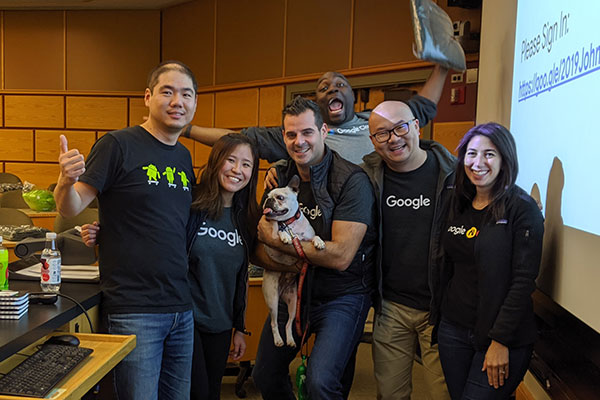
(437, 318, 533, 400)
(252, 293, 371, 400)
(107, 311, 194, 400)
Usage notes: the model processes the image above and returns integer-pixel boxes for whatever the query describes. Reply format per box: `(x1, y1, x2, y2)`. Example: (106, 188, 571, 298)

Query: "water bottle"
(0, 236, 9, 290)
(40, 232, 61, 293)
(295, 355, 308, 400)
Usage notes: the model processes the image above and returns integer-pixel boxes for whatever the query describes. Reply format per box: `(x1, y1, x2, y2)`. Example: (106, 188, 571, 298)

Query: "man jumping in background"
(183, 65, 448, 165)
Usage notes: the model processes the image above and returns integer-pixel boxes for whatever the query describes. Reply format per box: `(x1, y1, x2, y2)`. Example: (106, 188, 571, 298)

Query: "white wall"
(477, 0, 600, 334)
(476, 0, 517, 126)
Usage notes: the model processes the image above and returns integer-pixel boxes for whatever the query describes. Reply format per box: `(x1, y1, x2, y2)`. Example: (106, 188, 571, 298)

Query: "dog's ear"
(288, 175, 300, 193)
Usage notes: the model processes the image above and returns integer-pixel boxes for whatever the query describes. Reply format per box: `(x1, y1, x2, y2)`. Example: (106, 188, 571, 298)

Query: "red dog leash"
(277, 209, 309, 338)
(292, 239, 309, 338)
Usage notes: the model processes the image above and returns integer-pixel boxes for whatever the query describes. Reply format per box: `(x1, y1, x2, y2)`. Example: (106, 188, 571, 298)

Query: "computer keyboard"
(0, 343, 93, 398)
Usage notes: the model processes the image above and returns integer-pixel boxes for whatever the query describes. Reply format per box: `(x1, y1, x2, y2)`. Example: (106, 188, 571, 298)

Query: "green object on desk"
(0, 237, 8, 290)
(22, 189, 56, 212)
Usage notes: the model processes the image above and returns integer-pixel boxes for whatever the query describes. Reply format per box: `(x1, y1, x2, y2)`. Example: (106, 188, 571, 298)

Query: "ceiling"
(0, 0, 192, 10)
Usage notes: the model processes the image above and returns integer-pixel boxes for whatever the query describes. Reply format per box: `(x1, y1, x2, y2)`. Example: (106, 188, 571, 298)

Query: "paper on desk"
(17, 263, 99, 280)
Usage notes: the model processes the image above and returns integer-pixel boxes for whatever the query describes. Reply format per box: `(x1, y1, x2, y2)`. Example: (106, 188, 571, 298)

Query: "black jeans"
(437, 318, 533, 400)
(190, 326, 233, 400)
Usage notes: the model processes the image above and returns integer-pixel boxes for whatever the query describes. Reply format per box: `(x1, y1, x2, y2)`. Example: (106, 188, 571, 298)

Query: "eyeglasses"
(370, 118, 416, 143)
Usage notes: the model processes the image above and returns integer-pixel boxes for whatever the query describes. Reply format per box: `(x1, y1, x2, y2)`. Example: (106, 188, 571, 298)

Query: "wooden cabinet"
(229, 277, 268, 363)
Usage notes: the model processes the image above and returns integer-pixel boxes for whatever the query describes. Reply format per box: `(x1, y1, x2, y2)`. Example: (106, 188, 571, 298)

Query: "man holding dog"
(362, 100, 455, 400)
(251, 96, 377, 400)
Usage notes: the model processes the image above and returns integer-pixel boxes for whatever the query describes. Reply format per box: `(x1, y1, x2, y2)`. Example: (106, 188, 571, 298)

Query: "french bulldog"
(261, 175, 325, 347)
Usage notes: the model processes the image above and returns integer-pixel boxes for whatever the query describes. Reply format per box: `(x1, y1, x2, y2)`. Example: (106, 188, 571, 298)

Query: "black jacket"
(361, 140, 456, 315)
(271, 146, 377, 301)
(186, 200, 257, 334)
(433, 186, 544, 349)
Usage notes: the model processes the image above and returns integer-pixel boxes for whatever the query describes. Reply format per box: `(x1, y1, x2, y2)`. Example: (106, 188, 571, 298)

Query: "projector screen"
(477, 0, 600, 333)
(511, 0, 600, 236)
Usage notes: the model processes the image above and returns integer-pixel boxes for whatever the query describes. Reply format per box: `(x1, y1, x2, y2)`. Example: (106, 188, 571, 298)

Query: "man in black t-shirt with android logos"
(362, 100, 455, 400)
(54, 61, 198, 400)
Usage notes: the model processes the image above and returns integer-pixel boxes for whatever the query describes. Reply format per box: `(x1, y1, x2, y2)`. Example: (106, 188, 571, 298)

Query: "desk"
(0, 333, 135, 400)
(0, 280, 134, 400)
(2, 240, 17, 264)
(0, 280, 101, 362)
(19, 209, 58, 231)
(1, 213, 54, 262)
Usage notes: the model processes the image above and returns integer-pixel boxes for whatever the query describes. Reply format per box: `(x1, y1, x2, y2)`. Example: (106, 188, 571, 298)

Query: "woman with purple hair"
(433, 122, 544, 399)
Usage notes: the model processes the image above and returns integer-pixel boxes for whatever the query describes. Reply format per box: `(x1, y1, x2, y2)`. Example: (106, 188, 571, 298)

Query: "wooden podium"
(0, 333, 135, 400)
(0, 281, 135, 399)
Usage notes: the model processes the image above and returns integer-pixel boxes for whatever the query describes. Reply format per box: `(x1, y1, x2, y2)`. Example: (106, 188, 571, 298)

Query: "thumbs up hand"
(58, 134, 86, 185)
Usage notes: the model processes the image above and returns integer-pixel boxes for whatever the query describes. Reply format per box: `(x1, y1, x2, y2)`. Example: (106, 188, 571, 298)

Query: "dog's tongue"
(263, 208, 273, 215)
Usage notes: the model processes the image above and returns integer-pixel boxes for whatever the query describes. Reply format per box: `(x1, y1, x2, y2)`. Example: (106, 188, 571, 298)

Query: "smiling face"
(262, 185, 299, 221)
(369, 101, 425, 173)
(463, 135, 503, 197)
(218, 143, 254, 205)
(315, 72, 355, 126)
(144, 69, 197, 137)
(283, 110, 328, 180)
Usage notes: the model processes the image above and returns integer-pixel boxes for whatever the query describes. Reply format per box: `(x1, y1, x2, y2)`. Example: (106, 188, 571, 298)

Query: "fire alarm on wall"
(450, 86, 466, 105)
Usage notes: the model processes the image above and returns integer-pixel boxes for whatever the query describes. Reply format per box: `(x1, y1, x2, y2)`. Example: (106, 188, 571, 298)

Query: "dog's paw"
(274, 336, 285, 347)
(287, 338, 297, 347)
(279, 231, 293, 245)
(313, 236, 326, 250)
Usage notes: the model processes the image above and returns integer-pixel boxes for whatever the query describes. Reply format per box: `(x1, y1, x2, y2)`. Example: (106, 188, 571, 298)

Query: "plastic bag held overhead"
(410, 0, 466, 71)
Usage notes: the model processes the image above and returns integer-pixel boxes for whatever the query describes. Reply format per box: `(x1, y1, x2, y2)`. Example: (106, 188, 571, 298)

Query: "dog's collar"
(279, 208, 302, 227)
(277, 207, 308, 262)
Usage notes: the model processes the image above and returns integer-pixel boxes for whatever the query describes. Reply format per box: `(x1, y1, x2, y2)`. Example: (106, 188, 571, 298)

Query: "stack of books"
(0, 291, 29, 320)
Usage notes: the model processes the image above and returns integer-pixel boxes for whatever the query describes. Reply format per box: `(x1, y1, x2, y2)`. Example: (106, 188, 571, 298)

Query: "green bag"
(22, 189, 56, 211)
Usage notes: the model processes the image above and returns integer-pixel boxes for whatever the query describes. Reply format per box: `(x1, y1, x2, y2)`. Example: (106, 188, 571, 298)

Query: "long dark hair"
(192, 133, 260, 223)
(452, 122, 519, 221)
